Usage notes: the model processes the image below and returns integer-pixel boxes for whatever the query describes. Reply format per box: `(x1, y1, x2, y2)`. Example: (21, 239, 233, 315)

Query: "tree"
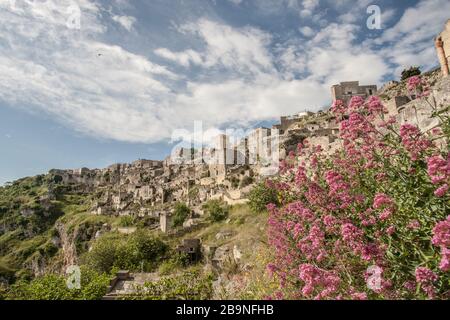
(50, 174, 63, 184)
(84, 231, 168, 273)
(202, 200, 228, 222)
(248, 181, 279, 214)
(84, 235, 117, 273)
(401, 66, 421, 81)
(5, 267, 111, 300)
(172, 202, 191, 227)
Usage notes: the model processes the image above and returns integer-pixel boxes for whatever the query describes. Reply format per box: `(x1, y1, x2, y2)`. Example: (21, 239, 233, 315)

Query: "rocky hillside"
(0, 169, 275, 299)
(1, 70, 449, 300)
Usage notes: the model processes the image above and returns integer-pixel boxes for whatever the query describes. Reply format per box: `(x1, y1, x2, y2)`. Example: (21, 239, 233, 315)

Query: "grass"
(169, 204, 276, 300)
(175, 204, 269, 276)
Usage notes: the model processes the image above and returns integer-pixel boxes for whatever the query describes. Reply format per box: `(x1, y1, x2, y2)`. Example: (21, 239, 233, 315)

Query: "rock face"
(215, 231, 233, 241)
(233, 245, 242, 262)
(211, 245, 232, 270)
(104, 272, 161, 299)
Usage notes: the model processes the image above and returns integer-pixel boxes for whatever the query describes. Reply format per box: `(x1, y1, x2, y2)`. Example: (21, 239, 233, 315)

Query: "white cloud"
(0, 1, 178, 143)
(154, 48, 203, 67)
(303, 0, 320, 11)
(0, 0, 445, 145)
(375, 0, 450, 76)
(112, 15, 136, 31)
(299, 26, 315, 37)
(377, 0, 449, 44)
(177, 19, 275, 75)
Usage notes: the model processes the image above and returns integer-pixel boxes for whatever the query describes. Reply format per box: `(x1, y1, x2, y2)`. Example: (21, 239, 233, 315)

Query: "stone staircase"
(102, 271, 160, 300)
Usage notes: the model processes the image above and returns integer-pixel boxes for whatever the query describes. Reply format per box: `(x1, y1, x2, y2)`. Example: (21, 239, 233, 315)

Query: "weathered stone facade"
(331, 81, 377, 105)
(435, 19, 450, 77)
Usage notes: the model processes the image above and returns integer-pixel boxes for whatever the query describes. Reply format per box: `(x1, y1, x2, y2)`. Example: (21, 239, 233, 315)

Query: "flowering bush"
(266, 78, 449, 300)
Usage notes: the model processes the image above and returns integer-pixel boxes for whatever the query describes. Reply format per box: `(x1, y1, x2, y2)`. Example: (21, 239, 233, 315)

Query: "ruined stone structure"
(247, 128, 271, 165)
(176, 239, 201, 262)
(159, 212, 172, 233)
(209, 134, 231, 183)
(331, 81, 377, 105)
(274, 111, 314, 133)
(435, 19, 450, 77)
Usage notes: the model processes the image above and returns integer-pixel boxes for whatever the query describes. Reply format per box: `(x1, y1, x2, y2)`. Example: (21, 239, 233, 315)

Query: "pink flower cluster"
(331, 99, 346, 116)
(298, 264, 340, 299)
(373, 193, 395, 221)
(266, 94, 448, 300)
(366, 96, 386, 114)
(407, 76, 430, 98)
(373, 193, 394, 209)
(427, 154, 450, 197)
(325, 170, 352, 209)
(432, 216, 450, 272)
(407, 76, 422, 92)
(399, 124, 432, 161)
(415, 267, 438, 299)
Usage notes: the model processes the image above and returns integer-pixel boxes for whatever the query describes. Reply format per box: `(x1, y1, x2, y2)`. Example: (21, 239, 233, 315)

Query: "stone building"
(208, 134, 232, 183)
(159, 212, 172, 233)
(247, 127, 271, 165)
(331, 81, 377, 105)
(176, 239, 201, 262)
(383, 95, 411, 115)
(275, 111, 314, 133)
(435, 19, 450, 77)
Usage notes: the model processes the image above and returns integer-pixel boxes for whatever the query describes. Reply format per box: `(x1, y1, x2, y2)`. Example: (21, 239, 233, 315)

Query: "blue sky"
(0, 0, 449, 185)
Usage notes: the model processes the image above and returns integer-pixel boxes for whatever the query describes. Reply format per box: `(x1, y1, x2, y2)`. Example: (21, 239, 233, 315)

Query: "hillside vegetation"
(0, 174, 276, 300)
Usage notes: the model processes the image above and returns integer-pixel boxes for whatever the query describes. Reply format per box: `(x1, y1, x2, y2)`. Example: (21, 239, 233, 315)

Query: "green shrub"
(5, 266, 111, 300)
(158, 253, 189, 276)
(119, 215, 136, 227)
(83, 235, 117, 273)
(248, 181, 279, 214)
(136, 216, 158, 228)
(202, 200, 229, 222)
(401, 66, 421, 81)
(0, 283, 9, 300)
(172, 202, 191, 228)
(188, 187, 199, 200)
(130, 270, 213, 300)
(84, 231, 168, 273)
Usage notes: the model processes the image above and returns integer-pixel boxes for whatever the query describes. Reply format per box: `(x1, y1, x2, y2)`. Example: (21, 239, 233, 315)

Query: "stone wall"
(331, 81, 377, 105)
(397, 75, 450, 132)
(436, 19, 450, 77)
